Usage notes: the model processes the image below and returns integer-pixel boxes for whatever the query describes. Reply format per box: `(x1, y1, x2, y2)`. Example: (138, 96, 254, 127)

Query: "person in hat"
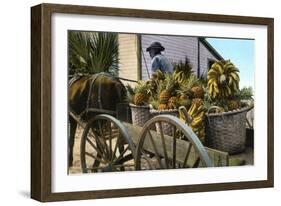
(146, 42, 173, 76)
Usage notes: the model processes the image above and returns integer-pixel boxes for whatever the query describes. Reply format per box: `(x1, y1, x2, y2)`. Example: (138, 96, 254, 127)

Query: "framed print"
(31, 3, 274, 202)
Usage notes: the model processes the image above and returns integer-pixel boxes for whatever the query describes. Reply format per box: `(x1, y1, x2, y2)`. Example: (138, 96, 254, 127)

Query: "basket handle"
(245, 105, 254, 129)
(178, 106, 192, 124)
(245, 105, 254, 112)
(206, 106, 226, 123)
(206, 106, 223, 114)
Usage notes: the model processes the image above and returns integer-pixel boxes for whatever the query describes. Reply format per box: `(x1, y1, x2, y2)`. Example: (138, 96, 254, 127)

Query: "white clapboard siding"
(199, 41, 218, 77)
(141, 35, 222, 80)
(118, 33, 222, 81)
(118, 34, 139, 86)
(141, 35, 199, 80)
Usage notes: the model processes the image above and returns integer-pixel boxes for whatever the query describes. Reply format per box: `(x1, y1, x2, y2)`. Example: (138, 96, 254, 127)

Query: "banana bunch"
(188, 103, 205, 142)
(207, 60, 240, 99)
(178, 103, 205, 142)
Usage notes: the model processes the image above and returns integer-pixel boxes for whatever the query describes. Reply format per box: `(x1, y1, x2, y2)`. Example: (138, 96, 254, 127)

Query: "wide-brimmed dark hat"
(146, 42, 165, 52)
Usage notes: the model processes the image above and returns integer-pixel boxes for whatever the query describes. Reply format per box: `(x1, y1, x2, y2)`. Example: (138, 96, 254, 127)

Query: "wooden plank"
(124, 122, 228, 167)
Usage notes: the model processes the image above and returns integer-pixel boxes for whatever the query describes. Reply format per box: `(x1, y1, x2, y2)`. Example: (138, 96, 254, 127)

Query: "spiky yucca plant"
(68, 31, 119, 76)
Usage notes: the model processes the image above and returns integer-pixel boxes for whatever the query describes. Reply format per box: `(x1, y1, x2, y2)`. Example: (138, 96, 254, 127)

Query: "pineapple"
(133, 81, 150, 106)
(179, 74, 199, 99)
(168, 96, 178, 109)
(191, 85, 204, 99)
(227, 99, 240, 111)
(158, 103, 169, 110)
(159, 90, 170, 104)
(159, 74, 178, 104)
(177, 91, 192, 108)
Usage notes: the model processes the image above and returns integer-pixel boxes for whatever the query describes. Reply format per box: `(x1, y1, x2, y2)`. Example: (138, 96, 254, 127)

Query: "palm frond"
(68, 31, 119, 76)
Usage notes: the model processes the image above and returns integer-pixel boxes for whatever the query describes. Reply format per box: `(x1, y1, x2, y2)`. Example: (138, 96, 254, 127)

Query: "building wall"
(118, 34, 221, 81)
(199, 41, 219, 78)
(141, 35, 220, 79)
(118, 33, 139, 86)
(141, 35, 199, 80)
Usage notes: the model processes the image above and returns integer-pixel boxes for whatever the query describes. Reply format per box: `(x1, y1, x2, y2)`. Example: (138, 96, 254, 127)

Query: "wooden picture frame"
(31, 3, 274, 202)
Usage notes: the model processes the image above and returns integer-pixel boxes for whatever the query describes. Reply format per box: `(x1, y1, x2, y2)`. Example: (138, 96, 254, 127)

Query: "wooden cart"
(69, 104, 229, 173)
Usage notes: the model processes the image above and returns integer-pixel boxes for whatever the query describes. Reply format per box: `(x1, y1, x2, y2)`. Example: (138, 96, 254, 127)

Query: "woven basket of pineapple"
(129, 104, 151, 127)
(150, 109, 179, 136)
(205, 105, 253, 154)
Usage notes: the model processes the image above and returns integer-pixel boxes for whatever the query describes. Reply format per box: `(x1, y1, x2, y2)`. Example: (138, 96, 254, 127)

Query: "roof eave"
(199, 37, 224, 60)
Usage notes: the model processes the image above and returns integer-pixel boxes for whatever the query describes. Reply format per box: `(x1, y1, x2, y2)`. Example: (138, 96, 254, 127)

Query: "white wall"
(141, 35, 199, 79)
(0, 0, 280, 206)
(199, 41, 219, 77)
(141, 36, 220, 79)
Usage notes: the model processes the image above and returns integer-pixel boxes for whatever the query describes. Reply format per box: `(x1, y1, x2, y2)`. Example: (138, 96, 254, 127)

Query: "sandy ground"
(68, 125, 254, 174)
(69, 126, 84, 174)
(69, 125, 135, 174)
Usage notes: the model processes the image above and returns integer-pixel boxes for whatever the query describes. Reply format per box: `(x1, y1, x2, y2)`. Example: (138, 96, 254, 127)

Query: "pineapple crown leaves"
(126, 84, 135, 96)
(173, 57, 193, 75)
(179, 74, 200, 92)
(162, 73, 179, 94)
(134, 81, 151, 95)
(151, 69, 165, 81)
(125, 84, 135, 103)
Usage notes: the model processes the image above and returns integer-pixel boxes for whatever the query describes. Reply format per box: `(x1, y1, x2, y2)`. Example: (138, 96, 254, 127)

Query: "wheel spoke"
(91, 128, 108, 158)
(113, 146, 129, 163)
(158, 122, 169, 169)
(112, 133, 121, 161)
(85, 152, 107, 164)
(147, 129, 162, 168)
(183, 143, 192, 168)
(98, 121, 110, 158)
(86, 137, 103, 156)
(192, 156, 201, 168)
(108, 122, 112, 158)
(114, 153, 133, 165)
(172, 125, 177, 168)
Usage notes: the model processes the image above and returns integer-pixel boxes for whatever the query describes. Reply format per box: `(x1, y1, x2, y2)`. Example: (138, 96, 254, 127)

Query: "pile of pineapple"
(128, 59, 252, 143)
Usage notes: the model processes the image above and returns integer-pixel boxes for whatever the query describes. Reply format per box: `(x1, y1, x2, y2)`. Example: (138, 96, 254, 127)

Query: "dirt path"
(69, 126, 83, 174)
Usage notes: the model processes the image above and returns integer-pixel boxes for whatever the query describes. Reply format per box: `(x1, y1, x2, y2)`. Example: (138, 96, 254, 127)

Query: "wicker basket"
(130, 104, 151, 127)
(205, 106, 253, 154)
(150, 109, 179, 136)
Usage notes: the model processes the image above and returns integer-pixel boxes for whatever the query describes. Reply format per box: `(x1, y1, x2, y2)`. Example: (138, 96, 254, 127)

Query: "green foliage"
(235, 86, 254, 100)
(172, 57, 193, 76)
(125, 84, 135, 103)
(68, 31, 119, 76)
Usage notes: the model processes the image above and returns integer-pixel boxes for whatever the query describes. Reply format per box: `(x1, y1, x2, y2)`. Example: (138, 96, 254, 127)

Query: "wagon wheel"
(135, 115, 213, 170)
(80, 114, 136, 173)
